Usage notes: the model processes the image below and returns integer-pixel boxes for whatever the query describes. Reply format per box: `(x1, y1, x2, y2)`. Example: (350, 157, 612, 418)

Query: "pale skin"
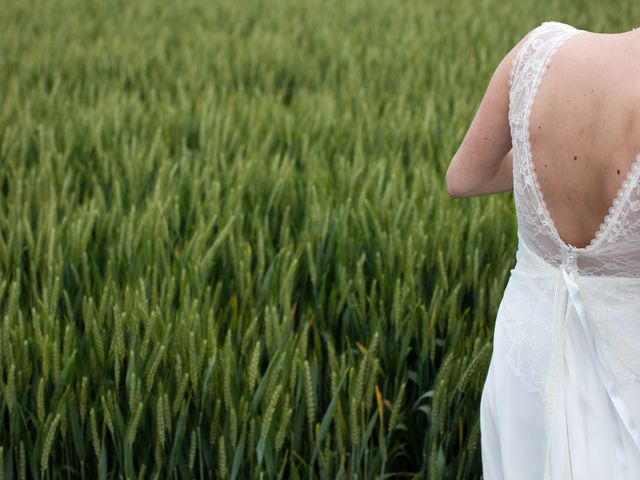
(445, 35, 528, 198)
(446, 25, 640, 249)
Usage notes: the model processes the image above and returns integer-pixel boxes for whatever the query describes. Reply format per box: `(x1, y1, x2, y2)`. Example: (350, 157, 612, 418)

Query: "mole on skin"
(617, 169, 621, 175)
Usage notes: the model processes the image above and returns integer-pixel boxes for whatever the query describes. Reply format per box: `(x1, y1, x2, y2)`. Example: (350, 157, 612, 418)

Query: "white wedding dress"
(480, 21, 640, 479)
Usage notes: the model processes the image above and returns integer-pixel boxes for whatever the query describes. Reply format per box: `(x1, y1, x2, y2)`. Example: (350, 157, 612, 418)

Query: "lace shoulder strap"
(508, 21, 579, 135)
(507, 22, 583, 267)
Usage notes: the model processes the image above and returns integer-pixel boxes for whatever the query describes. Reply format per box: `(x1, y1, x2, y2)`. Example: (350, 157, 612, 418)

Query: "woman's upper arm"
(445, 29, 533, 198)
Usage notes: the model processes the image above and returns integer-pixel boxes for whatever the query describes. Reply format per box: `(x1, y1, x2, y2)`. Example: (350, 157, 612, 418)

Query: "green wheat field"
(0, 0, 637, 478)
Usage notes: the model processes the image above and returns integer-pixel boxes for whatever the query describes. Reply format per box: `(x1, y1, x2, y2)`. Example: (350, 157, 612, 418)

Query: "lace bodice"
(509, 21, 640, 277)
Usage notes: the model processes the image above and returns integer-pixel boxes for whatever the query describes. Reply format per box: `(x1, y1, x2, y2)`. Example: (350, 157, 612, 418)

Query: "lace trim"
(523, 26, 584, 250)
(589, 154, 640, 247)
(508, 25, 536, 89)
(508, 24, 545, 125)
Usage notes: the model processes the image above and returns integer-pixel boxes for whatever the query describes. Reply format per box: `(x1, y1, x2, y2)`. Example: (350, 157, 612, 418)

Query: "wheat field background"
(0, 0, 637, 478)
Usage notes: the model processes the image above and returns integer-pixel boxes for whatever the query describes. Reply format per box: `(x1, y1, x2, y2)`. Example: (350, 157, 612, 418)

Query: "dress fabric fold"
(481, 238, 640, 479)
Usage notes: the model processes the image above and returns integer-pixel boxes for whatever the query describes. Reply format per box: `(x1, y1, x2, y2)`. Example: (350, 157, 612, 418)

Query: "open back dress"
(480, 21, 640, 479)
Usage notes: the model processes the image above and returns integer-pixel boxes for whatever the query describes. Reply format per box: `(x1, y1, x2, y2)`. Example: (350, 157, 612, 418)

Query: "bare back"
(529, 29, 640, 248)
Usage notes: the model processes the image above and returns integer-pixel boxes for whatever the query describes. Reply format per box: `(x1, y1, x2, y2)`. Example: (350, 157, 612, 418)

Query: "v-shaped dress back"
(480, 21, 640, 480)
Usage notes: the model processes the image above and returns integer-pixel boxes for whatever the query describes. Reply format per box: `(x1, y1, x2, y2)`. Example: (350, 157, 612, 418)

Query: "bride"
(446, 21, 640, 479)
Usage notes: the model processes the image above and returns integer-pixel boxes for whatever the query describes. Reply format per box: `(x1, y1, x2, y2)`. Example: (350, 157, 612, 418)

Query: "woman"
(446, 21, 640, 479)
